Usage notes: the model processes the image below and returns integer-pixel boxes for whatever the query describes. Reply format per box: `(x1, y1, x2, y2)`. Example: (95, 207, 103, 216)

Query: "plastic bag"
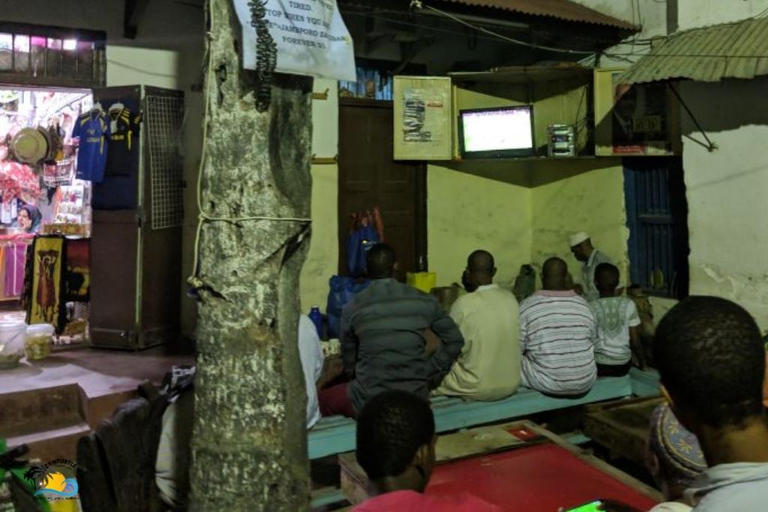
(346, 207, 384, 277)
(326, 276, 370, 339)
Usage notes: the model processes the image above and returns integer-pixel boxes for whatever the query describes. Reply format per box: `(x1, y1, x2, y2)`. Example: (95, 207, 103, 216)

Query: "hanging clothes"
(26, 236, 66, 332)
(105, 106, 142, 178)
(72, 109, 110, 183)
(4, 241, 27, 298)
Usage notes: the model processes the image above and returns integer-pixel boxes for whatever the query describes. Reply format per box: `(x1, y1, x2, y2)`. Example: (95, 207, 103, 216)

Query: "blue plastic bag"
(326, 276, 370, 339)
(346, 223, 379, 277)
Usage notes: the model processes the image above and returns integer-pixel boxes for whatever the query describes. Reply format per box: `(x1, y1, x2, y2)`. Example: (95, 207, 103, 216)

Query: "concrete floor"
(0, 347, 195, 397)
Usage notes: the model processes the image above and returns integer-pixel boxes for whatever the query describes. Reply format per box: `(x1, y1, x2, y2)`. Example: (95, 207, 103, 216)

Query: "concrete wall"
(300, 79, 340, 311)
(530, 161, 629, 287)
(679, 78, 768, 331)
(677, 0, 768, 30)
(2, 0, 205, 336)
(427, 165, 531, 290)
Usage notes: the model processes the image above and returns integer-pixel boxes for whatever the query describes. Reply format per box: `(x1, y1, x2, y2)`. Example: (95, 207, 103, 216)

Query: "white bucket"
(0, 321, 28, 368)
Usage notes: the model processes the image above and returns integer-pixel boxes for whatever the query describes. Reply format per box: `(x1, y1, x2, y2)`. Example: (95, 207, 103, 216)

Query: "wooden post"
(189, 0, 312, 510)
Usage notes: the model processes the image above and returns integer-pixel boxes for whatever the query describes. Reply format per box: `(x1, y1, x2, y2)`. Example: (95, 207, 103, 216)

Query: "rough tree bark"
(189, 0, 312, 510)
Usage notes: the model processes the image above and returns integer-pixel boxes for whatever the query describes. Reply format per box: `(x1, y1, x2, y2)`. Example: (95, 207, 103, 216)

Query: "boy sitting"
(589, 263, 645, 377)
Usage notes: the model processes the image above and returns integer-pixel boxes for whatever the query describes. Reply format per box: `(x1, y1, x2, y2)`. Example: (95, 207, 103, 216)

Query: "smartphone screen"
(565, 500, 603, 512)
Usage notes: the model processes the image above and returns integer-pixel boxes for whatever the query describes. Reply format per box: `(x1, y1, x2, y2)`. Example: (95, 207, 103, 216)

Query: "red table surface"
(426, 443, 659, 512)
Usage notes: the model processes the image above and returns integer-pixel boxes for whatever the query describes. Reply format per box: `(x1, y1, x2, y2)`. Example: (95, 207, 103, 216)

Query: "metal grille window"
(145, 90, 185, 230)
(0, 23, 106, 88)
(624, 157, 689, 298)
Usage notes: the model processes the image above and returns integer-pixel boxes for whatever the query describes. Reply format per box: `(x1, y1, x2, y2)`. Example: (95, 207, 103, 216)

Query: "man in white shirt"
(569, 232, 614, 302)
(654, 297, 768, 511)
(299, 314, 325, 429)
(519, 257, 597, 397)
(435, 250, 520, 401)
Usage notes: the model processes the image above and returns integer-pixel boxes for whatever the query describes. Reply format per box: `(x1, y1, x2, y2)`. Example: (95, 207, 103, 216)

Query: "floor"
(0, 346, 195, 397)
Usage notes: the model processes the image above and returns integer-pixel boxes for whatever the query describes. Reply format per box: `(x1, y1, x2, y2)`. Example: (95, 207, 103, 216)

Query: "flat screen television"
(458, 106, 535, 159)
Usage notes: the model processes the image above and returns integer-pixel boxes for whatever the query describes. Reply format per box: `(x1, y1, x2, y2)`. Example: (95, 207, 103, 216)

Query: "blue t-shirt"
(73, 111, 110, 182)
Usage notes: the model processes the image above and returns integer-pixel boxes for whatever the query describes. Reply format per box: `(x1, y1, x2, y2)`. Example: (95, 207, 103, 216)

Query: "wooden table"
(340, 420, 662, 511)
(585, 396, 665, 466)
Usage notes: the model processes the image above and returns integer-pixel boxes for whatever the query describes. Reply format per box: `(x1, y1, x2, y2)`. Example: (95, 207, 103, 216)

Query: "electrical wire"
(410, 1, 598, 55)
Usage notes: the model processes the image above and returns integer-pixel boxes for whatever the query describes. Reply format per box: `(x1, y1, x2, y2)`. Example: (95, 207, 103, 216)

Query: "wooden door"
(338, 99, 427, 281)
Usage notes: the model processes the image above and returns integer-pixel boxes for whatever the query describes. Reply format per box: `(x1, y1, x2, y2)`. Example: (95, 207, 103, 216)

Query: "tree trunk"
(189, 0, 312, 510)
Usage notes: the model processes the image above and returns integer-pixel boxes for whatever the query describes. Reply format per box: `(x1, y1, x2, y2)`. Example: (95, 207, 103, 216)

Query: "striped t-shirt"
(519, 290, 597, 396)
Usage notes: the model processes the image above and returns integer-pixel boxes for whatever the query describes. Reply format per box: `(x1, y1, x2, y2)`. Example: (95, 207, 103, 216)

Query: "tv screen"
(459, 106, 535, 158)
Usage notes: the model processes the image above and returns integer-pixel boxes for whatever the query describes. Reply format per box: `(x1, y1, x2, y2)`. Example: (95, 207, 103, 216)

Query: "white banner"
(234, 0, 356, 82)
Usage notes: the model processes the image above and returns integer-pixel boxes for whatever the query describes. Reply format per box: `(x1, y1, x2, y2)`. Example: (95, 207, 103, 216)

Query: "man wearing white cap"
(569, 232, 613, 302)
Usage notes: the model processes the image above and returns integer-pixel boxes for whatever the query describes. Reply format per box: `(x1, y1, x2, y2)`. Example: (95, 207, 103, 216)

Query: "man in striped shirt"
(519, 257, 597, 397)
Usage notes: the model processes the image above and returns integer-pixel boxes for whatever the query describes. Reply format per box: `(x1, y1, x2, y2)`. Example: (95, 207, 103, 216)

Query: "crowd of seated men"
(309, 233, 647, 421)
(349, 297, 768, 512)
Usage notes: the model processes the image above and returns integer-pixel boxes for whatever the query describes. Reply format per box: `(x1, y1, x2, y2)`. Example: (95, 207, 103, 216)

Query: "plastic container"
(309, 307, 323, 339)
(0, 321, 27, 369)
(25, 324, 55, 361)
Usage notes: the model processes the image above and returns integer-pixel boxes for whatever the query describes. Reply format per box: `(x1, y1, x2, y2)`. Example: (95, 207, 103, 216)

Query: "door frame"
(337, 97, 428, 276)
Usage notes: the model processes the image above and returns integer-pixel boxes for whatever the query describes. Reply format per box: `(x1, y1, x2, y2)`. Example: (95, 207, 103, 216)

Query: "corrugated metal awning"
(438, 0, 637, 30)
(620, 17, 768, 84)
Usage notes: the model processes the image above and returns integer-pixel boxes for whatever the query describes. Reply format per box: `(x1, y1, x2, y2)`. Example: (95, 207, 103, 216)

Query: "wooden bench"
(308, 368, 660, 460)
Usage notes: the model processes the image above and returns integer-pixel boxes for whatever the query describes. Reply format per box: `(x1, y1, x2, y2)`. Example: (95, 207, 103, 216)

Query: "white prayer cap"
(569, 232, 590, 247)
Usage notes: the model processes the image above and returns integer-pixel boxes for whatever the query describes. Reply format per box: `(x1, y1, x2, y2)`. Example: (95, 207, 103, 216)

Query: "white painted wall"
(677, 0, 768, 30)
(679, 78, 768, 331)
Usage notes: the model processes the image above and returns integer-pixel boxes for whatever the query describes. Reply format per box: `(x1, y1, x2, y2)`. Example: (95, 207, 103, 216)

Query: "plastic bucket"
(0, 321, 28, 368)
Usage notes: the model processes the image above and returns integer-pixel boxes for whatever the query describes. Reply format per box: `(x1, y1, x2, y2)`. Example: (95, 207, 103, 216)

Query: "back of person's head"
(647, 403, 706, 500)
(594, 263, 619, 294)
(366, 244, 397, 279)
(542, 257, 568, 289)
(654, 296, 766, 429)
(356, 390, 436, 486)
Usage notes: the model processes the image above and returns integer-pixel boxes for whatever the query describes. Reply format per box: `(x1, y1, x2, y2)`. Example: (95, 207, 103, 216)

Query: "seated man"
(354, 390, 499, 511)
(590, 263, 645, 377)
(321, 244, 464, 417)
(435, 250, 521, 401)
(654, 297, 768, 511)
(519, 257, 597, 397)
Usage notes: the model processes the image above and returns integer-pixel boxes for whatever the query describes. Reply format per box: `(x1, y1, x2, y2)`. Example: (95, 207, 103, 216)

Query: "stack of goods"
(547, 124, 576, 158)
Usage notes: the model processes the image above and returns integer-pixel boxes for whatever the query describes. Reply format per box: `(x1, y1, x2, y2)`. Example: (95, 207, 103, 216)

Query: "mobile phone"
(565, 500, 603, 512)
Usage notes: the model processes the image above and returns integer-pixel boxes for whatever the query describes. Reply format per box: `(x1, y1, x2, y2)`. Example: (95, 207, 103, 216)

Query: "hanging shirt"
(73, 110, 110, 183)
(105, 106, 142, 177)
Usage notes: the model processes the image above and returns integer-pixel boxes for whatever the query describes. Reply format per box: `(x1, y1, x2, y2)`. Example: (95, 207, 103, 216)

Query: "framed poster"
(394, 76, 452, 160)
(594, 69, 680, 156)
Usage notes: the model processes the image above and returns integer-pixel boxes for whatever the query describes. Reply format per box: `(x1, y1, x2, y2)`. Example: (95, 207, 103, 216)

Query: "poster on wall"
(594, 69, 680, 156)
(234, 0, 356, 82)
(394, 76, 452, 161)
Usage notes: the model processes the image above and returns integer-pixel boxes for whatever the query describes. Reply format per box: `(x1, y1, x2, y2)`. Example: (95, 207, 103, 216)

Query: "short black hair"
(356, 390, 435, 481)
(654, 296, 765, 428)
(366, 243, 396, 279)
(468, 250, 495, 274)
(595, 263, 619, 293)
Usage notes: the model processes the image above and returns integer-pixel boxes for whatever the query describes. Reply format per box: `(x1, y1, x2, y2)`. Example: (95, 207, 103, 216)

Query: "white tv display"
(459, 106, 535, 158)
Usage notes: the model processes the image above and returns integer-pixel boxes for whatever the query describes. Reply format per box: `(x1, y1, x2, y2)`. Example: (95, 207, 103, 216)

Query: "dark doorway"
(623, 156, 689, 299)
(338, 98, 427, 281)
